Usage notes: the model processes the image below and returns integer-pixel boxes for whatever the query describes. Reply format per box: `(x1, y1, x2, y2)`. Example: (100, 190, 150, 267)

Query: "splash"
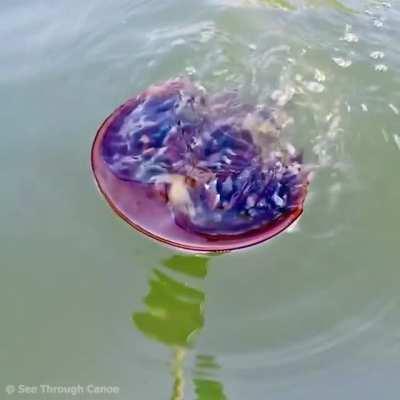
(332, 57, 352, 68)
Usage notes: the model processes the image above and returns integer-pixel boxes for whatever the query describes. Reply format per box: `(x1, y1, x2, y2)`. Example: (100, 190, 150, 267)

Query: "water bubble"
(341, 24, 359, 42)
(370, 51, 385, 60)
(393, 134, 400, 151)
(327, 115, 341, 139)
(303, 81, 325, 93)
(375, 64, 388, 72)
(248, 43, 257, 51)
(389, 104, 399, 115)
(373, 19, 384, 28)
(332, 57, 352, 68)
(342, 32, 359, 43)
(314, 69, 326, 82)
(341, 31, 359, 43)
(185, 66, 197, 75)
(271, 86, 296, 106)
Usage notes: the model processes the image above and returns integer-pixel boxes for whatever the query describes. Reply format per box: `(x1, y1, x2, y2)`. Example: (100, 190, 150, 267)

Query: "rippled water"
(1, 0, 400, 398)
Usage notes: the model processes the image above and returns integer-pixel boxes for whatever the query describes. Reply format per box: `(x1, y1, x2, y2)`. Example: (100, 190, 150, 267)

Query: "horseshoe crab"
(91, 78, 309, 252)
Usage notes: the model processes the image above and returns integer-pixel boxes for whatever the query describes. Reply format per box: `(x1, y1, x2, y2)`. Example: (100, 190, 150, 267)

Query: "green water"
(1, 0, 400, 399)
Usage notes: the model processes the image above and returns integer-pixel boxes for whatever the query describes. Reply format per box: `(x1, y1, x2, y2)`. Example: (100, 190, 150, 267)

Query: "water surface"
(1, 0, 400, 399)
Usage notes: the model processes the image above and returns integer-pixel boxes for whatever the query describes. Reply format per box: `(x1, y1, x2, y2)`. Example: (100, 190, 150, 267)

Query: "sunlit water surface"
(1, 0, 400, 399)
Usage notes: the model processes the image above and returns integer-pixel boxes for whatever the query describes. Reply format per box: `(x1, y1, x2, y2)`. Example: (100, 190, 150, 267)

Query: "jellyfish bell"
(91, 78, 309, 253)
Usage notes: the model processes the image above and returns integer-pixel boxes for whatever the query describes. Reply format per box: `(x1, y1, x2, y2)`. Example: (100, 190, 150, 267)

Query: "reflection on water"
(194, 355, 227, 400)
(223, 0, 353, 12)
(133, 255, 227, 399)
(133, 261, 204, 347)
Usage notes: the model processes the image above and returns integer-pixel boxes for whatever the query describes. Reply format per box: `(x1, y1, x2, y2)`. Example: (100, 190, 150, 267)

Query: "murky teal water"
(1, 1, 400, 399)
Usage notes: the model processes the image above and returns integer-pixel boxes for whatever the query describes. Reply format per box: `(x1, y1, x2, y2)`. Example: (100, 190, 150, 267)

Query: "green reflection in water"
(194, 379, 227, 400)
(133, 255, 207, 347)
(194, 355, 227, 400)
(252, 0, 354, 12)
(133, 255, 227, 399)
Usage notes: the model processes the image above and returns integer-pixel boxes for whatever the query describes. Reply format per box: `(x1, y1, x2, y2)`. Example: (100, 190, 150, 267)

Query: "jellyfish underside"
(96, 78, 307, 248)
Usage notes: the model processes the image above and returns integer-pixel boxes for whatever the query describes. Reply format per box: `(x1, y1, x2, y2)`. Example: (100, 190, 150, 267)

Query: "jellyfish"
(91, 78, 309, 252)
